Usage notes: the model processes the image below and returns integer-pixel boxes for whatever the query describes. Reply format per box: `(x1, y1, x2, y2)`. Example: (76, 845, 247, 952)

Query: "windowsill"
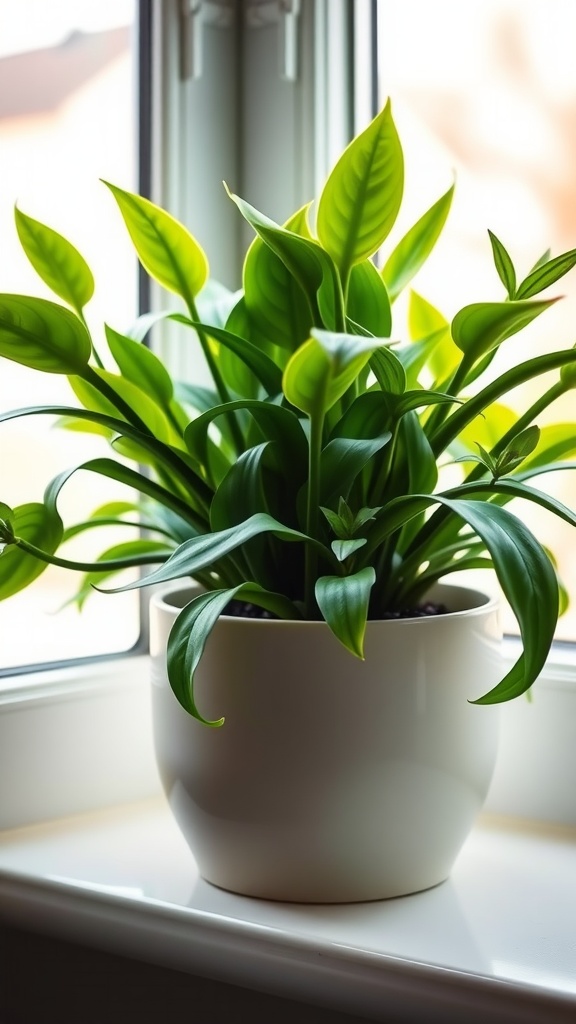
(0, 798, 575, 1024)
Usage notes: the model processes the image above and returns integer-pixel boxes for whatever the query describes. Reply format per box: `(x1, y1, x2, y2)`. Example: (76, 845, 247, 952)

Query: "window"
(0, 0, 140, 672)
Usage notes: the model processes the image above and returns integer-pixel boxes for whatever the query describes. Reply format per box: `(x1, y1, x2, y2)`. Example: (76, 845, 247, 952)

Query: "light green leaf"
(69, 367, 180, 445)
(14, 207, 94, 314)
(346, 259, 392, 337)
(315, 566, 376, 658)
(383, 184, 454, 302)
(103, 181, 208, 306)
(0, 294, 91, 373)
(317, 100, 404, 279)
(283, 329, 385, 418)
(451, 299, 556, 365)
(0, 503, 63, 598)
(105, 324, 174, 406)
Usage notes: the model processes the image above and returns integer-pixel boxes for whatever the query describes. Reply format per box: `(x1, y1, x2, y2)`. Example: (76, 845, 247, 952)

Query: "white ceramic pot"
(150, 583, 501, 903)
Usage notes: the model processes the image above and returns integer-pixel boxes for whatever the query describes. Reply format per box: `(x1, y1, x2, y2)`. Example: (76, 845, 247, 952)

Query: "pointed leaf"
(319, 434, 392, 506)
(346, 259, 392, 337)
(516, 246, 576, 299)
(315, 566, 376, 658)
(171, 315, 283, 396)
(487, 230, 516, 298)
(370, 345, 406, 395)
(14, 206, 94, 314)
(451, 299, 557, 365)
(0, 294, 91, 373)
(317, 101, 404, 278)
(383, 184, 454, 302)
(331, 538, 367, 561)
(283, 329, 385, 418)
(105, 324, 174, 405)
(103, 181, 208, 306)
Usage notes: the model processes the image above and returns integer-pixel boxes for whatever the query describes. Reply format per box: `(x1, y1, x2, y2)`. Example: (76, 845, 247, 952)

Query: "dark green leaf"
(0, 503, 63, 598)
(516, 246, 576, 299)
(487, 230, 516, 298)
(315, 566, 376, 658)
(319, 434, 392, 506)
(171, 315, 283, 396)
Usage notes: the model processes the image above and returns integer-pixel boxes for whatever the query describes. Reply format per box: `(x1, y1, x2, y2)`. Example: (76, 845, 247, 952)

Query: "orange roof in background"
(0, 26, 130, 120)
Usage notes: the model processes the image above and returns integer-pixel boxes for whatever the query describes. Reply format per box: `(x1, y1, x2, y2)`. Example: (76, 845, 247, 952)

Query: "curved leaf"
(383, 183, 454, 302)
(171, 315, 283, 396)
(487, 230, 516, 299)
(14, 206, 94, 314)
(184, 398, 307, 475)
(516, 246, 576, 300)
(315, 566, 376, 658)
(0, 503, 63, 598)
(0, 294, 91, 373)
(98, 513, 331, 593)
(319, 434, 392, 506)
(167, 584, 302, 725)
(105, 324, 174, 406)
(72, 539, 175, 609)
(346, 258, 392, 337)
(103, 181, 208, 306)
(451, 299, 556, 365)
(283, 329, 384, 418)
(317, 100, 404, 278)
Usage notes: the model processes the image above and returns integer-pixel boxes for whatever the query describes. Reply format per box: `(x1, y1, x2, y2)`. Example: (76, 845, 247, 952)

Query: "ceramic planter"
(150, 583, 501, 903)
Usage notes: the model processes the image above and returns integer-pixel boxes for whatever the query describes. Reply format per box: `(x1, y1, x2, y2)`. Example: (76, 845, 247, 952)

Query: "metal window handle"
(180, 1, 301, 82)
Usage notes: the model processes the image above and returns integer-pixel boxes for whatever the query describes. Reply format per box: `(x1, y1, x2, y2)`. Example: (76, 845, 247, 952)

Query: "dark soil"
(223, 600, 449, 620)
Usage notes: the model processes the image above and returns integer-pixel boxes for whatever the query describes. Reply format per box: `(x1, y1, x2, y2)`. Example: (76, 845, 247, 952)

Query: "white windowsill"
(0, 798, 575, 1024)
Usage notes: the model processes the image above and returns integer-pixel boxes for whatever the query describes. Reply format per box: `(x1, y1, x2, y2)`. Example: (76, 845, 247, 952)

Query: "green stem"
(187, 297, 245, 455)
(14, 536, 170, 574)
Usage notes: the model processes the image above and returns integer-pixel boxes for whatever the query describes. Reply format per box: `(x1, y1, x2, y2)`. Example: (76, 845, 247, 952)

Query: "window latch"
(246, 0, 301, 82)
(179, 0, 235, 81)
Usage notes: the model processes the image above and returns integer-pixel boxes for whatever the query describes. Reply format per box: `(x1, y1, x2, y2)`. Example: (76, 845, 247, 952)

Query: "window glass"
(378, 0, 576, 639)
(0, 0, 139, 671)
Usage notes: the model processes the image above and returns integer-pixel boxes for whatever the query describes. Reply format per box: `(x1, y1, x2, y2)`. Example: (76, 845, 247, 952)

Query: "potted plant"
(1, 100, 575, 901)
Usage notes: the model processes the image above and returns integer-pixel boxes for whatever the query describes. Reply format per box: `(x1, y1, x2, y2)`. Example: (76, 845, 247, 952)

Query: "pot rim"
(150, 581, 499, 624)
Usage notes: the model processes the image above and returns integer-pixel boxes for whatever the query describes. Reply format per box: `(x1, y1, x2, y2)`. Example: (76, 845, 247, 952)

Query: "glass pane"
(0, 0, 139, 671)
(377, 0, 576, 640)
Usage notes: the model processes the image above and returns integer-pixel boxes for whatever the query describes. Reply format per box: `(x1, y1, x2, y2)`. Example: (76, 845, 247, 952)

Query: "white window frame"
(0, 0, 575, 833)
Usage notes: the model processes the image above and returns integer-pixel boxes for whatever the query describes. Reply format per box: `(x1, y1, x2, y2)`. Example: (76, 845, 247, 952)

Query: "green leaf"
(242, 214, 312, 353)
(369, 347, 406, 395)
(560, 345, 576, 389)
(73, 539, 175, 609)
(315, 566, 376, 658)
(495, 425, 540, 476)
(0, 503, 63, 598)
(0, 294, 91, 373)
(171, 315, 283, 396)
(105, 324, 174, 406)
(97, 513, 330, 594)
(283, 329, 384, 418)
(14, 206, 94, 314)
(103, 181, 208, 307)
(516, 246, 576, 299)
(436, 499, 559, 704)
(451, 299, 557, 366)
(210, 443, 271, 531)
(317, 100, 404, 279)
(345, 259, 392, 337)
(166, 584, 302, 725)
(226, 187, 343, 330)
(383, 184, 454, 302)
(0, 502, 15, 542)
(331, 537, 367, 561)
(69, 367, 179, 445)
(318, 434, 392, 506)
(487, 230, 516, 298)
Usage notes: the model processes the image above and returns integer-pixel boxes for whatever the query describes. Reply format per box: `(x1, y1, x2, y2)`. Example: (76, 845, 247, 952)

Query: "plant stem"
(13, 536, 171, 574)
(187, 297, 245, 455)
